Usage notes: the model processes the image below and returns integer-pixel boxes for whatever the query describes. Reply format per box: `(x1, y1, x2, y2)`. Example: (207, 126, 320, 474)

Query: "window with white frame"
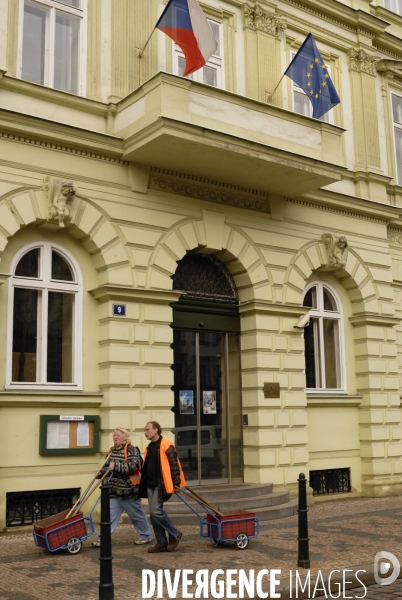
(302, 282, 345, 391)
(7, 242, 82, 389)
(291, 52, 333, 124)
(19, 0, 85, 95)
(391, 93, 402, 184)
(174, 19, 224, 88)
(385, 0, 402, 16)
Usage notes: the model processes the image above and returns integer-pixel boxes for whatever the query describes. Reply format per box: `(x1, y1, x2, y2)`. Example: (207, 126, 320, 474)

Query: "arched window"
(7, 242, 82, 389)
(302, 282, 345, 391)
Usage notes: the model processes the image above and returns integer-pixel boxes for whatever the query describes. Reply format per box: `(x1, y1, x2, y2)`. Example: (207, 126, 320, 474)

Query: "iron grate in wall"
(6, 488, 80, 527)
(309, 468, 351, 497)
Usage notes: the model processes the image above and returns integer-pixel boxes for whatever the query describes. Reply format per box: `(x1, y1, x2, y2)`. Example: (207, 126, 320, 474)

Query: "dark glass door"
(172, 329, 242, 484)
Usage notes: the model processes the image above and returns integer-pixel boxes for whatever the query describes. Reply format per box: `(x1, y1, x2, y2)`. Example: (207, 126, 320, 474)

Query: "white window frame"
(391, 92, 402, 185)
(302, 281, 347, 393)
(384, 0, 402, 16)
(6, 241, 83, 390)
(173, 18, 225, 89)
(291, 51, 333, 124)
(17, 0, 87, 96)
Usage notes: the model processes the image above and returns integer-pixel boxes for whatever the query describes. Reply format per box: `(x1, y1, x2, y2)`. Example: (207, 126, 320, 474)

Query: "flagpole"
(138, 28, 156, 59)
(266, 73, 286, 104)
(139, 0, 173, 59)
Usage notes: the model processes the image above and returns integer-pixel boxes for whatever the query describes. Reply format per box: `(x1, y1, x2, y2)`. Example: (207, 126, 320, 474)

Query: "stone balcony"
(117, 72, 346, 197)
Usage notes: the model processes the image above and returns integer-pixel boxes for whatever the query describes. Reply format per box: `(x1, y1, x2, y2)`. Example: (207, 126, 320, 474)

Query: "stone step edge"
(132, 490, 290, 514)
(122, 499, 298, 524)
(167, 490, 290, 512)
(177, 483, 274, 499)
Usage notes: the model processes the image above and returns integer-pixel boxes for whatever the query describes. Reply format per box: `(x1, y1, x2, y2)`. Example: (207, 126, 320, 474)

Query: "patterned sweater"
(101, 443, 143, 498)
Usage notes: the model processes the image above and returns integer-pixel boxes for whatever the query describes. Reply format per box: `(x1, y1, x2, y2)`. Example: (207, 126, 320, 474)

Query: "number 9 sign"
(112, 304, 126, 317)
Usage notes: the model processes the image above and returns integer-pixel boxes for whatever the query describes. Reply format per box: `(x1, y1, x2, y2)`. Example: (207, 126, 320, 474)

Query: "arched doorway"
(171, 253, 243, 485)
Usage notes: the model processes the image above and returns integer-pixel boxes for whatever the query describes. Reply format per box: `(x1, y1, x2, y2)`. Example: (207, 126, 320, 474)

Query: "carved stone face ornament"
(322, 233, 348, 269)
(45, 176, 76, 228)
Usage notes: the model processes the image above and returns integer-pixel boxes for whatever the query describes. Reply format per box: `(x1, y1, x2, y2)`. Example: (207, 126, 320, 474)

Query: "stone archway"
(0, 186, 132, 285)
(283, 238, 381, 314)
(146, 209, 272, 303)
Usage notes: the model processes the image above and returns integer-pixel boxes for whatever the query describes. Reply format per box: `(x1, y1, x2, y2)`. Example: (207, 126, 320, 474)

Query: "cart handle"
(180, 486, 224, 517)
(67, 470, 110, 519)
(65, 454, 111, 519)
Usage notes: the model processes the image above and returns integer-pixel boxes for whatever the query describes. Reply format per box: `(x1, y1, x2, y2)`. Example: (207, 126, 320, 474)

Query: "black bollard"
(99, 478, 114, 600)
(297, 473, 310, 569)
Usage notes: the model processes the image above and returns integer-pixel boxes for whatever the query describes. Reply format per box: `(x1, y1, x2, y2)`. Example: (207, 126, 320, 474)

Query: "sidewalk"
(1, 494, 402, 599)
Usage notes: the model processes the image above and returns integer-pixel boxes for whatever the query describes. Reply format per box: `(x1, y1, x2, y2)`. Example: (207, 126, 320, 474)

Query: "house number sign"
(113, 304, 126, 316)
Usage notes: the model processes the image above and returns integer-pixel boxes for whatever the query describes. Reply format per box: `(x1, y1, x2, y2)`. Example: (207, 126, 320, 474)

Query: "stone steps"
(122, 484, 298, 526)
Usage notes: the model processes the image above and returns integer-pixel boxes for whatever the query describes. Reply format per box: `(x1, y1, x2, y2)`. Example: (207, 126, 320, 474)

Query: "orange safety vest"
(144, 437, 186, 493)
(108, 442, 142, 486)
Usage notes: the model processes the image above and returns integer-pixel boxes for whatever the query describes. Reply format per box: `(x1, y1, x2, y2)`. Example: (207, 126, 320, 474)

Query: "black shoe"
(148, 543, 167, 554)
(167, 531, 182, 552)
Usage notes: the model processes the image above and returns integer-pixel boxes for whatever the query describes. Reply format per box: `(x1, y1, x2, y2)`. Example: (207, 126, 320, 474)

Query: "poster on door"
(179, 390, 194, 414)
(203, 391, 217, 414)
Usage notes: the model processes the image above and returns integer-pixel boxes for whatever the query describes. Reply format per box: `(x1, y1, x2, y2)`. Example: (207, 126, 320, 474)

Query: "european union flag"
(285, 33, 340, 120)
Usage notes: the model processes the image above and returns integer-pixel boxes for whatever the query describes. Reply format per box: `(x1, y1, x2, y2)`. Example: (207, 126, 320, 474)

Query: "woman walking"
(92, 427, 152, 547)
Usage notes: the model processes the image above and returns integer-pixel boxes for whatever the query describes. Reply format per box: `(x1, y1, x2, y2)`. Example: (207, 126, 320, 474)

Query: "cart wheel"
(235, 532, 249, 550)
(213, 538, 225, 547)
(67, 537, 82, 555)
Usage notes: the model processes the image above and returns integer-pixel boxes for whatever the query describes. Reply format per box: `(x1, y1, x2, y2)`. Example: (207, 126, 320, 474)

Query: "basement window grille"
(309, 468, 351, 497)
(6, 488, 79, 527)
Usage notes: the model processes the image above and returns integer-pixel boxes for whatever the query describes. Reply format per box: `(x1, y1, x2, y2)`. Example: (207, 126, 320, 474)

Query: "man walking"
(140, 421, 185, 553)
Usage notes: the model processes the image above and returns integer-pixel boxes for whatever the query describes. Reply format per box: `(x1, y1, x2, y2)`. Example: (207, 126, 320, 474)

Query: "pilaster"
(350, 313, 402, 497)
(243, 2, 286, 105)
(90, 286, 181, 450)
(348, 47, 381, 172)
(86, 0, 102, 101)
(6, 0, 18, 77)
(239, 301, 309, 491)
(110, 0, 158, 102)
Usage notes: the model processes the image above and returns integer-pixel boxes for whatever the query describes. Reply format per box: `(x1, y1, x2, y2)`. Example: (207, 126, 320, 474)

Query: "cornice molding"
(280, 0, 389, 37)
(297, 183, 401, 221)
(89, 285, 182, 305)
(149, 167, 268, 213)
(371, 5, 402, 29)
(0, 129, 127, 165)
(0, 108, 126, 165)
(0, 392, 103, 408)
(373, 33, 402, 60)
(377, 59, 402, 83)
(239, 301, 309, 317)
(349, 314, 400, 327)
(0, 73, 108, 117)
(307, 395, 362, 407)
(285, 197, 389, 224)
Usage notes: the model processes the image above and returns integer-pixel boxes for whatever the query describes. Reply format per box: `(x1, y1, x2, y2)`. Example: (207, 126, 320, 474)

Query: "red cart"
(32, 468, 110, 554)
(176, 487, 260, 550)
(32, 498, 99, 555)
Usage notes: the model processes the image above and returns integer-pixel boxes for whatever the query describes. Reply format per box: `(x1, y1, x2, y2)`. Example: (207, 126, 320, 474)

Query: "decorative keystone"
(44, 176, 76, 228)
(322, 233, 348, 269)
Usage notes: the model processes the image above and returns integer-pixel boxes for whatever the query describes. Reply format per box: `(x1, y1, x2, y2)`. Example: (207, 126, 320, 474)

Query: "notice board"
(39, 415, 100, 455)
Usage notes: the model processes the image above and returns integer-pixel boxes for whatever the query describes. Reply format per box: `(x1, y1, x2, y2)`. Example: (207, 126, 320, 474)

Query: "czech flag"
(156, 0, 218, 77)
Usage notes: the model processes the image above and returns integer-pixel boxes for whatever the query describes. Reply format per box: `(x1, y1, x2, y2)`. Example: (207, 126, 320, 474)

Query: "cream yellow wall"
(307, 406, 362, 494)
(3, 0, 402, 530)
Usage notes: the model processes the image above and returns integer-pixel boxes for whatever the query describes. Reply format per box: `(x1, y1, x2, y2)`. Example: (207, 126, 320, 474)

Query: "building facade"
(1, 0, 402, 530)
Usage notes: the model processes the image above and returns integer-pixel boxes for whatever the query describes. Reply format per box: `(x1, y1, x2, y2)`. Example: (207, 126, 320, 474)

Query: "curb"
(267, 564, 402, 599)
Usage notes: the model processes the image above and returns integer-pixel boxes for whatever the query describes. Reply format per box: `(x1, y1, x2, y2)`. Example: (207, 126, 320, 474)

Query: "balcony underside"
(123, 117, 345, 197)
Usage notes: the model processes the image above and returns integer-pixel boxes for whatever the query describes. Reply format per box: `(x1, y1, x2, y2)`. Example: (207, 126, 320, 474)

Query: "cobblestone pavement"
(1, 495, 402, 599)
(345, 579, 402, 599)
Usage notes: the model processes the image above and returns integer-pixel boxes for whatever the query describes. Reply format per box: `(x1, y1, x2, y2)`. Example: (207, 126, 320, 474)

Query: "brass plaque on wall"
(263, 382, 280, 398)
